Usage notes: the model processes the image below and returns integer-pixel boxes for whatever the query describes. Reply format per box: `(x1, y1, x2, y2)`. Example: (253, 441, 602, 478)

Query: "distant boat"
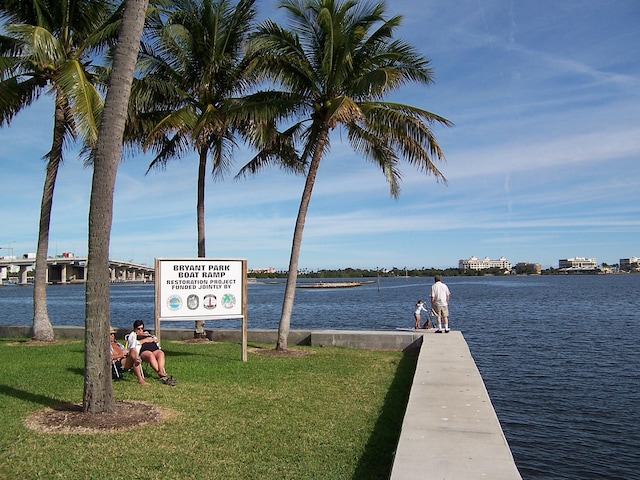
(297, 281, 364, 289)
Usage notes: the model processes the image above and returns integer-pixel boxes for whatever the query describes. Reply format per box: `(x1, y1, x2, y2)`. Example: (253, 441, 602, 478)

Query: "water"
(1, 274, 639, 479)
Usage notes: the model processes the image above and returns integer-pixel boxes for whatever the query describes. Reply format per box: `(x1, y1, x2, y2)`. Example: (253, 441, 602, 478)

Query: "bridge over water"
(0, 256, 154, 285)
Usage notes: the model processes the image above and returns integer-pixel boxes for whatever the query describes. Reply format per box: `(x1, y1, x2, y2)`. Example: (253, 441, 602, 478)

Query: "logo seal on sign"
(221, 293, 236, 309)
(203, 294, 217, 310)
(167, 295, 182, 311)
(187, 294, 199, 310)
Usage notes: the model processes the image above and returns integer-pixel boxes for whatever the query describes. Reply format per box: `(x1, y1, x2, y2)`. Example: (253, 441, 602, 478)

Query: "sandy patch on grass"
(181, 338, 218, 344)
(7, 339, 81, 346)
(24, 400, 176, 434)
(249, 347, 314, 357)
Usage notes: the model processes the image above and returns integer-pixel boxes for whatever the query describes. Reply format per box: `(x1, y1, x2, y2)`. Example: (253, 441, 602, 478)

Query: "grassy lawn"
(0, 338, 416, 479)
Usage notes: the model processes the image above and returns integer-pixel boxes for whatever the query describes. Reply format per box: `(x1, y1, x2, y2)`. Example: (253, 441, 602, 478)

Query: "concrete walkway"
(390, 330, 522, 479)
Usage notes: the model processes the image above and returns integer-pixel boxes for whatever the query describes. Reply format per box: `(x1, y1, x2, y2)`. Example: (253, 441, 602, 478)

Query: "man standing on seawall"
(431, 275, 451, 333)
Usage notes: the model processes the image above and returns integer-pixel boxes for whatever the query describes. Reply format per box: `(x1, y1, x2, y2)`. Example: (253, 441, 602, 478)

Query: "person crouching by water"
(110, 326, 149, 385)
(127, 320, 176, 386)
(414, 300, 431, 329)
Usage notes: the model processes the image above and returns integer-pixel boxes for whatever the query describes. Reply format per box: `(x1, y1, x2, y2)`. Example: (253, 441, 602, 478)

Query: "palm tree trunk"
(194, 148, 207, 338)
(197, 148, 207, 258)
(276, 127, 329, 351)
(83, 0, 148, 414)
(32, 96, 67, 343)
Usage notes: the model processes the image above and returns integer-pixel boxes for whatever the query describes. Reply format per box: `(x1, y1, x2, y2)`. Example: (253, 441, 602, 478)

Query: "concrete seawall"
(0, 326, 521, 478)
(390, 330, 522, 479)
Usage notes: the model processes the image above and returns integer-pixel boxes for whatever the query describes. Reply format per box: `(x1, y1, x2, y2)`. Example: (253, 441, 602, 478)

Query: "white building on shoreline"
(248, 267, 277, 274)
(558, 257, 597, 270)
(619, 257, 640, 271)
(458, 256, 512, 272)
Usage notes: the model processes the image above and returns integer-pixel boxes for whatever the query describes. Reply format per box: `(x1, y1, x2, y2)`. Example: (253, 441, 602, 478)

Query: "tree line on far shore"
(251, 266, 509, 278)
(250, 263, 636, 278)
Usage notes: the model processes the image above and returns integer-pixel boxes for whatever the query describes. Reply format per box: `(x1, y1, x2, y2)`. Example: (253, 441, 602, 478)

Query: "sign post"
(155, 258, 248, 361)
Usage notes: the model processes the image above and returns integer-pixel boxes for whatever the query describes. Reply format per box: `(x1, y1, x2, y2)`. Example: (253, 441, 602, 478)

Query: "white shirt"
(126, 331, 141, 354)
(431, 281, 450, 306)
(414, 302, 429, 315)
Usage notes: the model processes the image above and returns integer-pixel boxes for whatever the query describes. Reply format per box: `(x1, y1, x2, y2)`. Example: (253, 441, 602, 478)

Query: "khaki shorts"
(431, 305, 448, 317)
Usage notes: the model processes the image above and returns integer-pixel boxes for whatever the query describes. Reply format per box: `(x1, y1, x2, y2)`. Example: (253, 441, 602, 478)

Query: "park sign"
(156, 258, 246, 319)
(154, 258, 248, 360)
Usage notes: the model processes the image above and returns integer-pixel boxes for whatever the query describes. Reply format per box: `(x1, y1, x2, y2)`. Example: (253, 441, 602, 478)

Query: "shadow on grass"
(0, 384, 65, 407)
(352, 349, 419, 480)
(66, 367, 84, 376)
(162, 349, 201, 358)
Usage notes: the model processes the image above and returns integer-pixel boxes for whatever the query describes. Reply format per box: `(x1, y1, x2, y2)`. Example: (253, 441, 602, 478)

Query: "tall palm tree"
(128, 0, 261, 337)
(83, 0, 149, 414)
(0, 0, 120, 342)
(246, 0, 453, 350)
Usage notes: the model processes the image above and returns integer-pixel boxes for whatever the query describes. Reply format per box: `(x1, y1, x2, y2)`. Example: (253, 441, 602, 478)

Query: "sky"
(1, 0, 639, 271)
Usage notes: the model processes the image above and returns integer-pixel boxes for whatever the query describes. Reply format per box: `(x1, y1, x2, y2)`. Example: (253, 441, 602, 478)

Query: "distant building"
(558, 257, 597, 270)
(620, 257, 640, 272)
(248, 267, 277, 274)
(0, 255, 19, 280)
(459, 256, 512, 272)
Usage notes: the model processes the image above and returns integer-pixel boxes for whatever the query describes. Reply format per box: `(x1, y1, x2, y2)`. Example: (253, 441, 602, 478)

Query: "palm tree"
(246, 0, 452, 350)
(83, 0, 149, 414)
(128, 0, 262, 337)
(0, 0, 120, 342)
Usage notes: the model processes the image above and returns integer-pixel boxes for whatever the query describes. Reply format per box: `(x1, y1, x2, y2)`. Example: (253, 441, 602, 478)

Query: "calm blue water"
(1, 275, 639, 479)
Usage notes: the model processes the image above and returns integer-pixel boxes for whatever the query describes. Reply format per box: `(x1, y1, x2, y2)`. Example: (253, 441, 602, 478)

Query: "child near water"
(414, 300, 430, 329)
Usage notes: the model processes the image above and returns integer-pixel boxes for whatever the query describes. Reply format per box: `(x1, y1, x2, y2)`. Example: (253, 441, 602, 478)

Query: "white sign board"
(156, 258, 246, 320)
(155, 258, 248, 361)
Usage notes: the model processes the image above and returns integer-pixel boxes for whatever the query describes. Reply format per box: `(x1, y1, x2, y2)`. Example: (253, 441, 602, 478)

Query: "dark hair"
(133, 319, 144, 329)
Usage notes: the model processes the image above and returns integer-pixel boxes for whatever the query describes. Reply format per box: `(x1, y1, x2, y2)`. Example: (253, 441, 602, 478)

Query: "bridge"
(0, 256, 154, 285)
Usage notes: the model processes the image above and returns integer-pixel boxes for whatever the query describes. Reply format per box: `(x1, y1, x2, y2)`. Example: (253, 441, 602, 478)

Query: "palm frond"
(248, 21, 317, 96)
(0, 76, 43, 125)
(354, 101, 450, 184)
(143, 105, 199, 149)
(145, 131, 192, 172)
(236, 120, 306, 178)
(57, 59, 102, 144)
(207, 131, 239, 181)
(6, 24, 64, 67)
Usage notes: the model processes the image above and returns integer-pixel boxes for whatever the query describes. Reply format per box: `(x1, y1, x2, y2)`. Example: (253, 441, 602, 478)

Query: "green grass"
(0, 338, 416, 479)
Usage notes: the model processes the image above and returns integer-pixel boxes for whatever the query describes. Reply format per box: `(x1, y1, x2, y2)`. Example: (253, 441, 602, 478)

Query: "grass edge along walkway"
(0, 339, 417, 480)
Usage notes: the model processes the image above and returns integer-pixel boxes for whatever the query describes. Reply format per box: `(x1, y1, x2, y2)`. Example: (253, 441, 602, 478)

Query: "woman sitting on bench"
(126, 320, 176, 386)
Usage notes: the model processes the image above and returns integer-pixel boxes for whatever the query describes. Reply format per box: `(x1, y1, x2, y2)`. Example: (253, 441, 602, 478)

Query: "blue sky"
(1, 0, 639, 270)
